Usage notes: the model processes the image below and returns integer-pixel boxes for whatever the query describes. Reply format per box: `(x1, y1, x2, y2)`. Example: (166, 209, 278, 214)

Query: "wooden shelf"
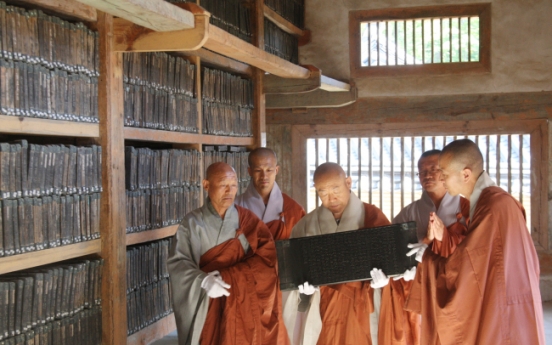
(0, 239, 101, 275)
(176, 49, 253, 77)
(0, 115, 100, 138)
(263, 4, 310, 46)
(124, 127, 254, 146)
(264, 65, 351, 94)
(127, 313, 176, 345)
(126, 225, 179, 246)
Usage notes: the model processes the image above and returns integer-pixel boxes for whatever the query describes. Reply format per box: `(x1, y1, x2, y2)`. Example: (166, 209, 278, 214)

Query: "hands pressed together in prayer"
(202, 270, 231, 298)
(427, 212, 445, 242)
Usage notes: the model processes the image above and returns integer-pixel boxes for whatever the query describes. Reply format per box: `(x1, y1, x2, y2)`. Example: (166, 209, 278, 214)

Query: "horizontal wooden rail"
(0, 115, 100, 137)
(124, 127, 255, 146)
(0, 239, 101, 275)
(126, 225, 179, 246)
(127, 313, 176, 345)
(16, 0, 97, 22)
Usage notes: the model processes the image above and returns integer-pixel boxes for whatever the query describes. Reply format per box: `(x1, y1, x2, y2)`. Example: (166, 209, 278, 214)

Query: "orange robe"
(380, 197, 469, 345)
(266, 193, 306, 240)
(314, 203, 391, 345)
(406, 186, 544, 345)
(199, 205, 289, 345)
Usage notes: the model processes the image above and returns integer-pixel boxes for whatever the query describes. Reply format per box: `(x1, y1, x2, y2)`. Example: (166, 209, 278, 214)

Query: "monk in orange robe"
(168, 162, 289, 345)
(236, 147, 305, 240)
(405, 139, 545, 345)
(378, 149, 469, 345)
(284, 162, 390, 345)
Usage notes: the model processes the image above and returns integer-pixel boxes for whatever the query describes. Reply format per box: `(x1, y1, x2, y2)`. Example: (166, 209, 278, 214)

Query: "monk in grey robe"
(168, 162, 289, 345)
(283, 162, 390, 345)
(406, 139, 545, 345)
(374, 150, 469, 345)
(235, 147, 305, 240)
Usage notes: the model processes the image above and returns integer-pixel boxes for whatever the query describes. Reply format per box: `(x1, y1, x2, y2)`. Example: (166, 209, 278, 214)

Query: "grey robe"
(167, 200, 249, 345)
(235, 181, 284, 223)
(393, 191, 465, 241)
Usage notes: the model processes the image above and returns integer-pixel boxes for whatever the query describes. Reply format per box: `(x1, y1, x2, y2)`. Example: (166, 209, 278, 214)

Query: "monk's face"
(438, 153, 465, 196)
(248, 154, 279, 196)
(314, 172, 352, 218)
(203, 170, 238, 216)
(418, 155, 446, 194)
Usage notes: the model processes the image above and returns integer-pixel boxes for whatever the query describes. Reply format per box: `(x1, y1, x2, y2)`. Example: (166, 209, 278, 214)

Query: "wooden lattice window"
(349, 4, 491, 77)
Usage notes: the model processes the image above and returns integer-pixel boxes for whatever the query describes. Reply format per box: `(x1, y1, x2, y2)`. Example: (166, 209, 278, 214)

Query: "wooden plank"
(98, 12, 127, 345)
(266, 91, 552, 125)
(113, 13, 209, 52)
(0, 240, 101, 275)
(126, 226, 178, 246)
(177, 49, 253, 76)
(127, 313, 176, 345)
(266, 87, 357, 109)
(264, 66, 321, 94)
(204, 25, 310, 79)
(12, 0, 97, 22)
(124, 127, 255, 146)
(0, 115, 99, 137)
(75, 0, 194, 31)
(263, 4, 304, 36)
(320, 75, 351, 92)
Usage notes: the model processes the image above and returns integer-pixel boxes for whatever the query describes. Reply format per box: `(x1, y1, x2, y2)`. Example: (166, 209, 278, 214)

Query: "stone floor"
(151, 302, 552, 345)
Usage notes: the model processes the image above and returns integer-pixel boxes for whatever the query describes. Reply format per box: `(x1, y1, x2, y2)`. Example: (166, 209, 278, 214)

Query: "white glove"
(406, 243, 428, 263)
(393, 266, 417, 281)
(201, 270, 230, 298)
(370, 268, 389, 288)
(298, 281, 317, 295)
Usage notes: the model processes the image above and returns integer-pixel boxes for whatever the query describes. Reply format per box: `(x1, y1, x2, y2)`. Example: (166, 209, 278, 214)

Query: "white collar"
(468, 171, 497, 220)
(235, 181, 284, 223)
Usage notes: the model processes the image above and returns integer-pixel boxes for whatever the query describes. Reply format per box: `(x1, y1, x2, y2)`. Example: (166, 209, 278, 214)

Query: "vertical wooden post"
(98, 11, 127, 345)
(253, 0, 266, 148)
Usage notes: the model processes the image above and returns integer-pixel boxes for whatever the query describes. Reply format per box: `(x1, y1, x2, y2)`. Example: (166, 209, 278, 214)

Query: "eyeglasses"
(416, 168, 440, 177)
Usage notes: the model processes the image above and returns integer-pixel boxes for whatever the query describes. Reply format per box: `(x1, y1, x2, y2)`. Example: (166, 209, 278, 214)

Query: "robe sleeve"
(167, 223, 209, 345)
(430, 197, 469, 258)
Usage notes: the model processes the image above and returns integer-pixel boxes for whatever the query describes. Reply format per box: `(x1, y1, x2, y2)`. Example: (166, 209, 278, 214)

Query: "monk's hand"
(370, 268, 389, 288)
(393, 267, 417, 282)
(201, 270, 231, 298)
(406, 243, 428, 263)
(298, 282, 317, 295)
(427, 212, 445, 242)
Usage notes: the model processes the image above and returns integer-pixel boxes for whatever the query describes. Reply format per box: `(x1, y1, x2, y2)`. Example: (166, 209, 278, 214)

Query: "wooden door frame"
(291, 119, 549, 251)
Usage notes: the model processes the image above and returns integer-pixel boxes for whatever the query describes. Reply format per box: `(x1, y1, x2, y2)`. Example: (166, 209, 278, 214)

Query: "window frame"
(349, 4, 492, 78)
(290, 119, 549, 251)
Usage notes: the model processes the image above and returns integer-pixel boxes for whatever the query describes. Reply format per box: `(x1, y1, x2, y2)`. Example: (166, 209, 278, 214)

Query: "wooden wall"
(266, 91, 552, 254)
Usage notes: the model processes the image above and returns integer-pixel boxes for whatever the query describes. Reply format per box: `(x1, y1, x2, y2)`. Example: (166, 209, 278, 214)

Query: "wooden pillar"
(253, 0, 266, 148)
(98, 11, 127, 345)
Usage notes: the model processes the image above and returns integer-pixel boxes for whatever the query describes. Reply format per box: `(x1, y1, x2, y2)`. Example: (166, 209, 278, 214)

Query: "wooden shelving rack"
(0, 0, 355, 344)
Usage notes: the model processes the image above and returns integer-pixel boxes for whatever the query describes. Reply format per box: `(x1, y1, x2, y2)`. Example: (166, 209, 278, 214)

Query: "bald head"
(206, 162, 236, 181)
(313, 162, 346, 184)
(313, 163, 351, 219)
(441, 139, 484, 176)
(248, 147, 277, 167)
(439, 139, 484, 198)
(203, 162, 238, 218)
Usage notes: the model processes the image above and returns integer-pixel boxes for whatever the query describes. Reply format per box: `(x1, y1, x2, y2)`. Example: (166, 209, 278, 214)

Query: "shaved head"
(441, 139, 484, 176)
(206, 162, 236, 180)
(439, 139, 484, 198)
(313, 163, 351, 219)
(248, 147, 277, 167)
(313, 162, 346, 184)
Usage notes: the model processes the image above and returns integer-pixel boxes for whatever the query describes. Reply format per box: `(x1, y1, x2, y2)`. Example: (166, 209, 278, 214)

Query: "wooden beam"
(263, 65, 351, 94)
(126, 226, 178, 246)
(127, 314, 176, 345)
(12, 0, 97, 22)
(266, 91, 552, 125)
(266, 87, 357, 109)
(113, 13, 209, 52)
(0, 115, 99, 137)
(75, 0, 194, 31)
(263, 4, 303, 36)
(98, 12, 127, 345)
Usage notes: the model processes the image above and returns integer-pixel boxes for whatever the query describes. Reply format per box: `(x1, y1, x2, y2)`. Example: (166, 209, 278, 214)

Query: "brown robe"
(266, 193, 306, 240)
(315, 203, 391, 345)
(378, 197, 469, 345)
(406, 186, 545, 345)
(199, 205, 290, 345)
